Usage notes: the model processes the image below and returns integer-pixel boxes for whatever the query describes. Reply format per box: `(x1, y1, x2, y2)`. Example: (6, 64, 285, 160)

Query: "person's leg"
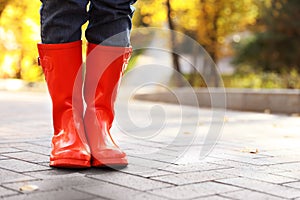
(84, 0, 136, 167)
(40, 0, 89, 43)
(85, 0, 136, 46)
(38, 0, 91, 168)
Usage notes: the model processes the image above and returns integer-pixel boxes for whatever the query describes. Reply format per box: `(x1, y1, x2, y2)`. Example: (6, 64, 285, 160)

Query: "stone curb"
(134, 87, 300, 114)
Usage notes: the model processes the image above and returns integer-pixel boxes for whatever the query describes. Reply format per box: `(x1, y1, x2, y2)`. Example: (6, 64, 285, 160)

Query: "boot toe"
(50, 149, 91, 168)
(91, 148, 127, 167)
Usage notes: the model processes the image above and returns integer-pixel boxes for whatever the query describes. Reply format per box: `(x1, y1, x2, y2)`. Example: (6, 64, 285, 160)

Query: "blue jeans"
(40, 0, 136, 46)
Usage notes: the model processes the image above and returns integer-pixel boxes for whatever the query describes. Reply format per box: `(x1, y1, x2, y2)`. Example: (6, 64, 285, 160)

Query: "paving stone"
(216, 168, 296, 184)
(137, 169, 174, 178)
(164, 145, 192, 153)
(0, 186, 18, 197)
(200, 156, 225, 163)
(221, 189, 283, 200)
(2, 91, 300, 200)
(259, 149, 300, 158)
(0, 159, 50, 172)
(124, 139, 169, 149)
(130, 192, 169, 200)
(151, 170, 235, 186)
(198, 196, 232, 200)
(174, 153, 225, 165)
(210, 160, 285, 174)
(272, 162, 300, 171)
(37, 162, 51, 167)
(210, 153, 273, 166)
(117, 164, 174, 178)
(2, 152, 49, 163)
(217, 177, 300, 199)
(87, 171, 173, 191)
(130, 154, 178, 164)
(1, 189, 96, 200)
(0, 148, 22, 154)
(149, 181, 240, 200)
(161, 163, 231, 173)
(3, 176, 102, 193)
(74, 181, 140, 200)
(0, 155, 9, 160)
(0, 168, 36, 183)
(28, 140, 52, 148)
(272, 171, 300, 180)
(256, 156, 300, 164)
(0, 143, 31, 148)
(123, 143, 175, 155)
(128, 156, 170, 169)
(210, 149, 269, 159)
(284, 181, 300, 189)
(24, 169, 86, 179)
(15, 144, 51, 156)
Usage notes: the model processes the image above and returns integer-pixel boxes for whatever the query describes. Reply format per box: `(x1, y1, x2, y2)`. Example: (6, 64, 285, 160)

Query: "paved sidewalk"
(1, 90, 300, 200)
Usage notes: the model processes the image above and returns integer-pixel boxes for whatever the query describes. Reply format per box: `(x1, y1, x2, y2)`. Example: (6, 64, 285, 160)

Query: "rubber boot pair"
(37, 41, 131, 168)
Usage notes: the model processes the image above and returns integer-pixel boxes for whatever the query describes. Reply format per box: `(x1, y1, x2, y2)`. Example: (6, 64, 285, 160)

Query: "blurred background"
(0, 0, 299, 89)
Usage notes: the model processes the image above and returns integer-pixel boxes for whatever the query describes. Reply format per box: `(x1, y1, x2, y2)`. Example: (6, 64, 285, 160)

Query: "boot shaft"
(84, 43, 132, 124)
(37, 41, 84, 134)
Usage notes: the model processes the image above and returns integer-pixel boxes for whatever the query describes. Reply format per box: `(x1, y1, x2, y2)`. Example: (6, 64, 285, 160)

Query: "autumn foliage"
(0, 0, 299, 88)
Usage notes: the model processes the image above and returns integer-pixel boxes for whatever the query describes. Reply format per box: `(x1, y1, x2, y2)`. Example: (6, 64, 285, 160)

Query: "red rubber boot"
(37, 41, 91, 168)
(84, 43, 131, 167)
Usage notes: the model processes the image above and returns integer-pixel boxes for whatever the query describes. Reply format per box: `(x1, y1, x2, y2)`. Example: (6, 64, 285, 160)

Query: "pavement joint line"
(267, 161, 300, 166)
(0, 156, 52, 168)
(106, 168, 170, 179)
(161, 165, 235, 174)
(0, 164, 51, 173)
(269, 173, 300, 181)
(213, 179, 298, 199)
(86, 175, 176, 192)
(13, 148, 50, 156)
(71, 188, 107, 199)
(133, 191, 175, 200)
(150, 174, 241, 187)
(208, 156, 272, 166)
(0, 165, 44, 178)
(1, 187, 99, 199)
(0, 185, 23, 196)
(5, 182, 83, 194)
(25, 141, 51, 148)
(1, 177, 42, 185)
(1, 152, 49, 160)
(217, 194, 237, 200)
(0, 186, 22, 195)
(127, 155, 181, 165)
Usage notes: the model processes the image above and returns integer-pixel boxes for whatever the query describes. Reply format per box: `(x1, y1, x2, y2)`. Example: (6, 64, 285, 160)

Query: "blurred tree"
(233, 0, 300, 74)
(0, 0, 42, 81)
(134, 0, 258, 86)
(0, 0, 11, 16)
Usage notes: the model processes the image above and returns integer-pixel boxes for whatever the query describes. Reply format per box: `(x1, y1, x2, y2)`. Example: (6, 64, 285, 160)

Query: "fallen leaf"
(19, 184, 39, 192)
(240, 147, 259, 154)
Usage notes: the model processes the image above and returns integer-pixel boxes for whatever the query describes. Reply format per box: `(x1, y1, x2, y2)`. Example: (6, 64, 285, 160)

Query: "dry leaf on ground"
(19, 184, 39, 192)
(240, 147, 259, 154)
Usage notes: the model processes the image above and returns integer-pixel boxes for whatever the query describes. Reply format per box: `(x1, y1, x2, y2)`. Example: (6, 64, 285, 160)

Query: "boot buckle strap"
(38, 56, 53, 72)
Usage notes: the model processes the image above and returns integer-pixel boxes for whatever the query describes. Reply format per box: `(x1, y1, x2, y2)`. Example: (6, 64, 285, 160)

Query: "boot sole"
(50, 159, 90, 168)
(92, 157, 128, 168)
